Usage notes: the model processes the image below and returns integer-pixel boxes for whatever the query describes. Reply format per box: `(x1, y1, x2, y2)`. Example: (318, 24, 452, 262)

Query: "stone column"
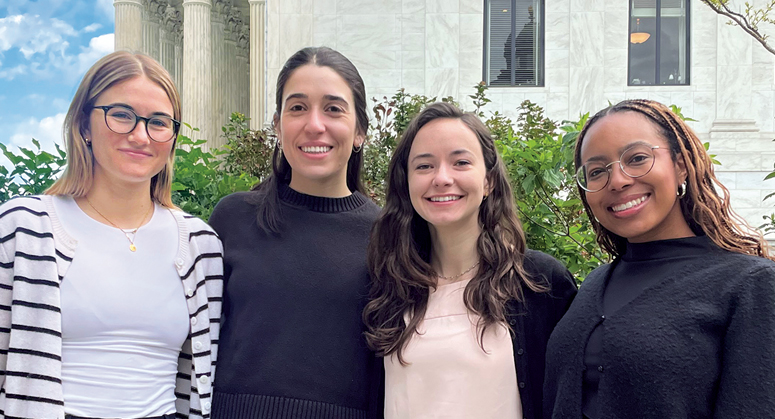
(114, 0, 144, 51)
(237, 27, 250, 117)
(143, 0, 162, 60)
(160, 4, 180, 80)
(174, 24, 183, 95)
(211, 0, 229, 148)
(249, 0, 266, 129)
(182, 0, 213, 145)
(225, 10, 241, 121)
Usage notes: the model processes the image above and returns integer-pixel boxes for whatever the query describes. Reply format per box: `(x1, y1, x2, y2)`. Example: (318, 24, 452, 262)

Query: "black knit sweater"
(208, 185, 382, 419)
(544, 236, 775, 419)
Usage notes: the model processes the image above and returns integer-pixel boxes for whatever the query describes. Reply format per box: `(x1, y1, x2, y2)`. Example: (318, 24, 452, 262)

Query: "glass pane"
(513, 0, 538, 85)
(488, 0, 513, 86)
(659, 1, 688, 85)
(629, 16, 657, 85)
(486, 0, 543, 86)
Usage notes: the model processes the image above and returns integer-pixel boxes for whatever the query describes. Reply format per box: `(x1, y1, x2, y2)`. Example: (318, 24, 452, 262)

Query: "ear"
(675, 153, 688, 184)
(484, 173, 493, 197)
(273, 112, 281, 138)
(354, 133, 365, 149)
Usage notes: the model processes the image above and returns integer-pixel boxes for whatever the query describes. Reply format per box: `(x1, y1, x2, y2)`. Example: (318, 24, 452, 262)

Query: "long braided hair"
(574, 99, 773, 260)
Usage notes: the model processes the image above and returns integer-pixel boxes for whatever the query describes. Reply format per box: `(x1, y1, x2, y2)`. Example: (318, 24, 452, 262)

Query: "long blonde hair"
(46, 51, 181, 207)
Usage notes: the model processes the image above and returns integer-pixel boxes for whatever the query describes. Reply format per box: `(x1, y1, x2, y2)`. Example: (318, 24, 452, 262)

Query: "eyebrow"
(409, 149, 473, 163)
(284, 93, 350, 108)
(106, 103, 173, 118)
(583, 140, 653, 163)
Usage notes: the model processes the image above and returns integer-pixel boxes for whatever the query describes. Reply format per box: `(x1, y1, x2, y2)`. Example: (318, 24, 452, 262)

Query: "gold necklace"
(436, 261, 480, 281)
(85, 197, 153, 252)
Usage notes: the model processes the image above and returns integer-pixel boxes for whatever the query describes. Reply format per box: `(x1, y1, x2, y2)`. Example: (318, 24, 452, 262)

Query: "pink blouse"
(384, 278, 522, 418)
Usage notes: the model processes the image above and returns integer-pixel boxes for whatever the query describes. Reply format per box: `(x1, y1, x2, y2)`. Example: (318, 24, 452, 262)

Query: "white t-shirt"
(53, 196, 189, 418)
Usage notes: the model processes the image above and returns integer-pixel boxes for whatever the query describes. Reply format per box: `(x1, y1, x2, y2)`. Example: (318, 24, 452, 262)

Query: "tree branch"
(700, 0, 775, 55)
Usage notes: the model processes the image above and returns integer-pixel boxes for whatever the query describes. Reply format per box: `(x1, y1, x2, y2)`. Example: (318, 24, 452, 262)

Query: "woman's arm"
(714, 262, 775, 418)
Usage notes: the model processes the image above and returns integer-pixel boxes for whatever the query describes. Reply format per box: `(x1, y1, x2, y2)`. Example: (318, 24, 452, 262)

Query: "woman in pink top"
(364, 102, 577, 419)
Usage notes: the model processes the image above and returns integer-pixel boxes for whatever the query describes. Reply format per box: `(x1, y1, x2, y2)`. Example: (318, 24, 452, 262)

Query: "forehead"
(409, 118, 483, 156)
(283, 64, 353, 100)
(96, 76, 173, 112)
(580, 111, 667, 159)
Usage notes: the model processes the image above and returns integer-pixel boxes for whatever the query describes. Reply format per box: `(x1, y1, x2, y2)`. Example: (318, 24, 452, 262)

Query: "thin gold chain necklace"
(85, 197, 153, 252)
(436, 261, 480, 281)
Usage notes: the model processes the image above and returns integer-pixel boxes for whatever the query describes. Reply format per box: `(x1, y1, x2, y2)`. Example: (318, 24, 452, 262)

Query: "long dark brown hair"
(250, 47, 368, 234)
(363, 102, 548, 364)
(574, 99, 773, 260)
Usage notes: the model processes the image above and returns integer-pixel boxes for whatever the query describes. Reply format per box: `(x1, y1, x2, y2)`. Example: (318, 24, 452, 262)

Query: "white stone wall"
(265, 0, 775, 234)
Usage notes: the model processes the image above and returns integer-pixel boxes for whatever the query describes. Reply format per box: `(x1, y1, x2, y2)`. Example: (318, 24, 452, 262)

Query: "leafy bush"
(362, 85, 605, 278)
(220, 112, 275, 181)
(0, 139, 67, 201)
(171, 130, 259, 220)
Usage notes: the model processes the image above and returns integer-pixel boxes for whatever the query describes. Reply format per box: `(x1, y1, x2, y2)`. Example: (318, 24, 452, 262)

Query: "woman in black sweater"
(544, 99, 775, 419)
(209, 47, 382, 419)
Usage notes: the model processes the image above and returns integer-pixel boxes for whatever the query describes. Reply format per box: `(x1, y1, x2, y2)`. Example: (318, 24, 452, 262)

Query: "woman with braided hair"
(544, 99, 775, 419)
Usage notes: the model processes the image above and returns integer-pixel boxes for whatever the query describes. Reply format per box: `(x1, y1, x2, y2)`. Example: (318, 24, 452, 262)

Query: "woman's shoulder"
(522, 249, 577, 295)
(0, 194, 49, 215)
(209, 191, 259, 224)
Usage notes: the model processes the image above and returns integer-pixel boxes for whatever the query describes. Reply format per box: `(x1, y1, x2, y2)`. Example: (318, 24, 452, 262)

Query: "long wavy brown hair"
(574, 99, 773, 260)
(363, 102, 548, 364)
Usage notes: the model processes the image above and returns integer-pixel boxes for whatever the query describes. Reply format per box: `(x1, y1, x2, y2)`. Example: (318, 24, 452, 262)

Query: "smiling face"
(407, 118, 489, 233)
(580, 111, 693, 243)
(86, 75, 175, 190)
(275, 64, 364, 197)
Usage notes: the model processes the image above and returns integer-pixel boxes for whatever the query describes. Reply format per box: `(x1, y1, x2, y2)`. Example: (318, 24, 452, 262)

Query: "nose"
(127, 119, 151, 145)
(305, 109, 325, 134)
(606, 162, 632, 191)
(433, 163, 453, 187)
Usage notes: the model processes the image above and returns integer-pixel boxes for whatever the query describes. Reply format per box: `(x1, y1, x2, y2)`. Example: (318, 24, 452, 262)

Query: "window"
(628, 0, 690, 86)
(484, 0, 544, 87)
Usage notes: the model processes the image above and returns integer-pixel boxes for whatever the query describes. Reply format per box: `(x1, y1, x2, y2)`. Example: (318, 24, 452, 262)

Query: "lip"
(425, 194, 464, 204)
(607, 193, 650, 217)
(119, 148, 153, 158)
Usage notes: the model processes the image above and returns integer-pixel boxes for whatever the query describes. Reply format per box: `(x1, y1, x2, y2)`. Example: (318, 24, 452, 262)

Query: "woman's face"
(86, 75, 175, 190)
(407, 118, 489, 234)
(579, 111, 693, 243)
(275, 64, 363, 197)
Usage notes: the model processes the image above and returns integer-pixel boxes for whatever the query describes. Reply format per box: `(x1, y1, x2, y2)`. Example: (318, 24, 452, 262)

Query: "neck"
(429, 221, 481, 285)
(289, 173, 352, 198)
(77, 175, 154, 228)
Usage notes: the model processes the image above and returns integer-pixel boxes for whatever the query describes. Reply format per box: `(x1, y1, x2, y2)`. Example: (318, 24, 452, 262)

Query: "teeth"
(301, 146, 331, 153)
(612, 196, 647, 212)
(429, 196, 461, 202)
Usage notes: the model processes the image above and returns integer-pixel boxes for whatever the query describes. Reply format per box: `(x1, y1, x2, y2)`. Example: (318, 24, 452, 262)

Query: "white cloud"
(83, 23, 102, 33)
(0, 14, 76, 58)
(76, 33, 114, 76)
(8, 112, 66, 155)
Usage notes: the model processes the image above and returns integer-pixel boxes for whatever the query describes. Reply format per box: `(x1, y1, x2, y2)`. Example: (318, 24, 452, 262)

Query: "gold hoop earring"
(677, 181, 687, 198)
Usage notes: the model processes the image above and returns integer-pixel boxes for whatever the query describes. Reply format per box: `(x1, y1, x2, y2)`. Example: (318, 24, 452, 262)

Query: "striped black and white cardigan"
(0, 195, 223, 419)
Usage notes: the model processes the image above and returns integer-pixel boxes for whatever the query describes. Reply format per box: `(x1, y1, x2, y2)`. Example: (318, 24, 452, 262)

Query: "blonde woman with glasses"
(0, 51, 223, 419)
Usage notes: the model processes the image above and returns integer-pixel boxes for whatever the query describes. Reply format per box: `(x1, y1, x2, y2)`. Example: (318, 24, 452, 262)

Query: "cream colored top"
(384, 278, 522, 419)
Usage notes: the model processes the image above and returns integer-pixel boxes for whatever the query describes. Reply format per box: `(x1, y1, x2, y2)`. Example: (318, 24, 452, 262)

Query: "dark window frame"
(627, 0, 691, 86)
(483, 0, 545, 87)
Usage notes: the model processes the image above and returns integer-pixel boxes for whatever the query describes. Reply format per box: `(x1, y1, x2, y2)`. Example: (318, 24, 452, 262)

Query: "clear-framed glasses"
(92, 105, 180, 143)
(576, 145, 661, 192)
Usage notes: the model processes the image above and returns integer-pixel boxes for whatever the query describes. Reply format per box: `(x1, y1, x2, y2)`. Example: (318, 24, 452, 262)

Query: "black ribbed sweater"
(208, 184, 382, 419)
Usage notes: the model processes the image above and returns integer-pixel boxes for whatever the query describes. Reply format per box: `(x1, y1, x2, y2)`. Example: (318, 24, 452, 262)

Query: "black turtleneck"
(208, 185, 382, 419)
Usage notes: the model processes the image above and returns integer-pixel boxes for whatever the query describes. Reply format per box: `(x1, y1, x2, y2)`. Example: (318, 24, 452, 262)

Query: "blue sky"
(0, 0, 114, 155)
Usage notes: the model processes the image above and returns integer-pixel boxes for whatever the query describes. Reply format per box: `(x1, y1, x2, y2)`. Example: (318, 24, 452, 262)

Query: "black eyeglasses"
(576, 145, 661, 192)
(91, 105, 180, 143)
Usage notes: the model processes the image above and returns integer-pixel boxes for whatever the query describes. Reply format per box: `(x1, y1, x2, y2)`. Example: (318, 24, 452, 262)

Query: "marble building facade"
(115, 0, 775, 236)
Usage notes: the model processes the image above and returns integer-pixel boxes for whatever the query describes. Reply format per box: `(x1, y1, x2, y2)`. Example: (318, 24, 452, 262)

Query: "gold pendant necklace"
(85, 197, 153, 252)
